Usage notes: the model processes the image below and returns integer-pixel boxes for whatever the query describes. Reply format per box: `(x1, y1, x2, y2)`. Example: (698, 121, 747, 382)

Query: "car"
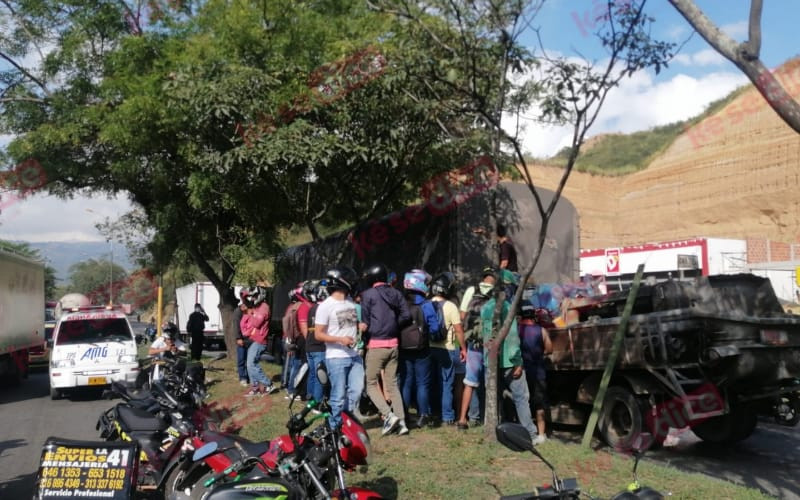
(48, 305, 140, 400)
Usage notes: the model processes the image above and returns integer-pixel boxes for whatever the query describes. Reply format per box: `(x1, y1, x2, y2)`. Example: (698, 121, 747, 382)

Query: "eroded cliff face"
(529, 59, 800, 250)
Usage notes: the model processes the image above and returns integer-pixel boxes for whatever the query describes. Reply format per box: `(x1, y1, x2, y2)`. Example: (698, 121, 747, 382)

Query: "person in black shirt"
(497, 224, 518, 272)
(186, 303, 209, 360)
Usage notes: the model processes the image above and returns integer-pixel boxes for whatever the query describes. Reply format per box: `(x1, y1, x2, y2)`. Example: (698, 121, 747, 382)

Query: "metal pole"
(109, 239, 113, 306)
(581, 263, 645, 448)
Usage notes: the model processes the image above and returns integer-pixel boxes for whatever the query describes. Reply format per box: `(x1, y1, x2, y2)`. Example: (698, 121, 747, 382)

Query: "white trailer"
(174, 282, 242, 348)
(0, 248, 45, 383)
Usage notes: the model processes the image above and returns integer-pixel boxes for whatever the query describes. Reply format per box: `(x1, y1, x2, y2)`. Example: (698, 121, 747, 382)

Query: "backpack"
(282, 302, 302, 343)
(399, 301, 429, 351)
(426, 299, 448, 343)
(464, 284, 492, 343)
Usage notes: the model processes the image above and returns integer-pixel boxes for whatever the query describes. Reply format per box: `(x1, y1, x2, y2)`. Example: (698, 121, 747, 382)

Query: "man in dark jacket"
(187, 303, 209, 360)
(359, 264, 411, 436)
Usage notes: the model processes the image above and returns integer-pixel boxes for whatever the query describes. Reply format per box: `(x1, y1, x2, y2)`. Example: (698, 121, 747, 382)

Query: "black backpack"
(399, 300, 429, 351)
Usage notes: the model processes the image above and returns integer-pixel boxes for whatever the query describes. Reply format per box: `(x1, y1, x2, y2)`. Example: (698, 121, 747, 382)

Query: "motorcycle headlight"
(52, 359, 74, 368)
(118, 354, 138, 364)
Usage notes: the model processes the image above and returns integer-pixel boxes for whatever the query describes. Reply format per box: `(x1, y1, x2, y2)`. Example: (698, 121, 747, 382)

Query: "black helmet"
(162, 322, 178, 338)
(314, 279, 330, 303)
(431, 272, 456, 297)
(301, 280, 318, 302)
(362, 263, 388, 287)
(248, 286, 268, 306)
(325, 267, 358, 295)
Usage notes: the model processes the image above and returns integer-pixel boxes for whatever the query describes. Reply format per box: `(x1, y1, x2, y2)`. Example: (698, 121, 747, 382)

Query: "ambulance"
(48, 305, 139, 400)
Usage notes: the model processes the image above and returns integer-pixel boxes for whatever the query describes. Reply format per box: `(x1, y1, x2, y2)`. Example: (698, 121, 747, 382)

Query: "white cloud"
(0, 192, 134, 243)
(666, 23, 690, 40)
(721, 20, 748, 40)
(673, 48, 727, 67)
(514, 67, 748, 158)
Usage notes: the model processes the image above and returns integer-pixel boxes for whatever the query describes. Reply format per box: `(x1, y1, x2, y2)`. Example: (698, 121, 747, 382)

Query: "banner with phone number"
(33, 438, 138, 500)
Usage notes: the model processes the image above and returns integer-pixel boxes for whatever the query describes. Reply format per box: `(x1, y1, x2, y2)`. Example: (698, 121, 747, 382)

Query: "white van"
(49, 306, 139, 399)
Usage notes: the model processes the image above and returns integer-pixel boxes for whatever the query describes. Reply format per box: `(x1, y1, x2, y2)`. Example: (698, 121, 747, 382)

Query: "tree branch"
(669, 0, 800, 133)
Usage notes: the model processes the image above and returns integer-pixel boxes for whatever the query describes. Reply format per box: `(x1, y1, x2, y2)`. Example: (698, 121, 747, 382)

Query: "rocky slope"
(529, 58, 800, 250)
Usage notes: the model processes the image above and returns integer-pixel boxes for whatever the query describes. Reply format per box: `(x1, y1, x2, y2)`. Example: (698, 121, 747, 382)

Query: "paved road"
(0, 369, 113, 499)
(647, 422, 800, 499)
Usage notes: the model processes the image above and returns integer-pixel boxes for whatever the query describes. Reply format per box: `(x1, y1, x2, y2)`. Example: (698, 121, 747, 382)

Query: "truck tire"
(692, 406, 757, 444)
(598, 386, 644, 450)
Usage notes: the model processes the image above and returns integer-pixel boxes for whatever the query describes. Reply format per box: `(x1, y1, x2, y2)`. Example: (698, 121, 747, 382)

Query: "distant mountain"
(22, 241, 135, 283)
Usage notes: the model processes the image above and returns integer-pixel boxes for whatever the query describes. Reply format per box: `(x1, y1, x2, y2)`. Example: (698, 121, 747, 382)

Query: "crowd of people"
(233, 227, 552, 445)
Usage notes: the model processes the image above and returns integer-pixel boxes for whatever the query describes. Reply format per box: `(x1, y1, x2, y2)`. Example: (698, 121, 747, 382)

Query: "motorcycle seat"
(117, 404, 170, 432)
(203, 431, 269, 459)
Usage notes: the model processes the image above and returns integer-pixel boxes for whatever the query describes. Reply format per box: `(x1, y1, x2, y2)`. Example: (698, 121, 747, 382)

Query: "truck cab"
(48, 305, 139, 400)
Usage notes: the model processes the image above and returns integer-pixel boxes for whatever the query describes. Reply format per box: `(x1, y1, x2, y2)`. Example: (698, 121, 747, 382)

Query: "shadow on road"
(0, 470, 36, 499)
(0, 438, 27, 458)
(0, 372, 49, 405)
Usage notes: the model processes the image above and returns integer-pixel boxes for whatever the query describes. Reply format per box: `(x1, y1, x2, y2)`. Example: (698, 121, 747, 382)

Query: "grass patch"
(204, 357, 771, 499)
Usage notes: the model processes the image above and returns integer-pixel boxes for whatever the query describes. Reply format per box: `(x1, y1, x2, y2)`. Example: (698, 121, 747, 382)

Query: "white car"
(49, 306, 140, 400)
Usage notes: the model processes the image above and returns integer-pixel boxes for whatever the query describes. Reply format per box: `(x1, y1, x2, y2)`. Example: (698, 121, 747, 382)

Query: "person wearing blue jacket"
(359, 263, 412, 436)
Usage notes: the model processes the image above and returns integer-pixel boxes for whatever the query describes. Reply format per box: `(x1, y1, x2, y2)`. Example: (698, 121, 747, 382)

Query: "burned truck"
(540, 273, 800, 447)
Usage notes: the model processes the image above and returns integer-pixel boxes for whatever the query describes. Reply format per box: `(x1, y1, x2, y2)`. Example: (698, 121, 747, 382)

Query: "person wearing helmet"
(304, 280, 328, 403)
(428, 271, 467, 426)
(399, 269, 434, 429)
(360, 263, 412, 436)
(241, 285, 279, 397)
(313, 267, 364, 428)
(283, 281, 314, 401)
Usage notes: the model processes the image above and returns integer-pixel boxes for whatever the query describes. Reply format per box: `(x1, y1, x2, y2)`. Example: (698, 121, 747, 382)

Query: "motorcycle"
(166, 362, 382, 500)
(95, 353, 226, 491)
(496, 422, 664, 499)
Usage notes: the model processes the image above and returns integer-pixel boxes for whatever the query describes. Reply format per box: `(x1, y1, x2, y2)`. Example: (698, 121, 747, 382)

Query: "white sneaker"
(382, 412, 400, 436)
(531, 434, 547, 446)
(397, 419, 409, 436)
(239, 380, 249, 387)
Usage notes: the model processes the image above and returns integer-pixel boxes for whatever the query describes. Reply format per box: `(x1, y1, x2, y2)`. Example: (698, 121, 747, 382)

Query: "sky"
(2, 0, 799, 244)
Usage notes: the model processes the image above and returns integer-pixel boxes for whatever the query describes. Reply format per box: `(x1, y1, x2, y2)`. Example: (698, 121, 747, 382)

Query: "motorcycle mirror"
(316, 361, 329, 387)
(192, 442, 219, 462)
(496, 422, 534, 452)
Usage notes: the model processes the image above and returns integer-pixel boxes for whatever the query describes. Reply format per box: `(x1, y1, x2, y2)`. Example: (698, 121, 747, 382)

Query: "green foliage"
(66, 258, 128, 304)
(0, 239, 58, 298)
(543, 88, 748, 175)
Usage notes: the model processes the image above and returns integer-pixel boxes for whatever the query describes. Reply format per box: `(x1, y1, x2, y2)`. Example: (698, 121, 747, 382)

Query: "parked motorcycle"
(496, 422, 664, 499)
(166, 362, 382, 500)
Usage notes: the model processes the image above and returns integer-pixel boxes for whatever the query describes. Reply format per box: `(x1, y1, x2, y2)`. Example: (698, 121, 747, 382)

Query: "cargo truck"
(535, 273, 800, 447)
(0, 248, 45, 384)
(175, 282, 244, 349)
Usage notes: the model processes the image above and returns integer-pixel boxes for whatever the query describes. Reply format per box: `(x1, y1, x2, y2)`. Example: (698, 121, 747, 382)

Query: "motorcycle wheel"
(774, 395, 800, 426)
(164, 463, 215, 500)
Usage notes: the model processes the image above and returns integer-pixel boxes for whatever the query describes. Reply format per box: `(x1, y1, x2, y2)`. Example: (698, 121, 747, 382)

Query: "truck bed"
(547, 274, 800, 391)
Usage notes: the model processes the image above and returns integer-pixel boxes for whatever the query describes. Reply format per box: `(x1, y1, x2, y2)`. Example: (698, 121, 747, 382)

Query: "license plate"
(88, 376, 107, 385)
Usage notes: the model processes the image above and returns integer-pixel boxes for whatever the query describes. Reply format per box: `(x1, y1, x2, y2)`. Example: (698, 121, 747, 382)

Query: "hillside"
(530, 58, 800, 250)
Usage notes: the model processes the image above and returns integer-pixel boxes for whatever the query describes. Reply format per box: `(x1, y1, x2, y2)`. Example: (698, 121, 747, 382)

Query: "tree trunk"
(219, 288, 238, 360)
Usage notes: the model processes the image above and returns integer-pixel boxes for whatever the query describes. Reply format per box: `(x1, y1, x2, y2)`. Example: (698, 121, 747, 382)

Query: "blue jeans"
(326, 356, 365, 428)
(237, 343, 249, 382)
(430, 347, 458, 422)
(246, 342, 274, 388)
(502, 368, 537, 440)
(399, 351, 432, 416)
(306, 351, 326, 403)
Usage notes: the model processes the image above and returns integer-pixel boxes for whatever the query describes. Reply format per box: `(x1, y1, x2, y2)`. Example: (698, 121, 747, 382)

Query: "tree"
(0, 0, 481, 358)
(66, 258, 128, 305)
(669, 0, 800, 133)
(0, 239, 57, 298)
(372, 0, 674, 439)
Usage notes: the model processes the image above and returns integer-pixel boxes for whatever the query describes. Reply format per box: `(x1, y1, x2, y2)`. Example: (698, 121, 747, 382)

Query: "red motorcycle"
(164, 363, 382, 500)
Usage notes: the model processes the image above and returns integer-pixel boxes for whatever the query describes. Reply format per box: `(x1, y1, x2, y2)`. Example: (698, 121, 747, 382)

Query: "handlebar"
(500, 478, 582, 500)
(287, 399, 318, 434)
